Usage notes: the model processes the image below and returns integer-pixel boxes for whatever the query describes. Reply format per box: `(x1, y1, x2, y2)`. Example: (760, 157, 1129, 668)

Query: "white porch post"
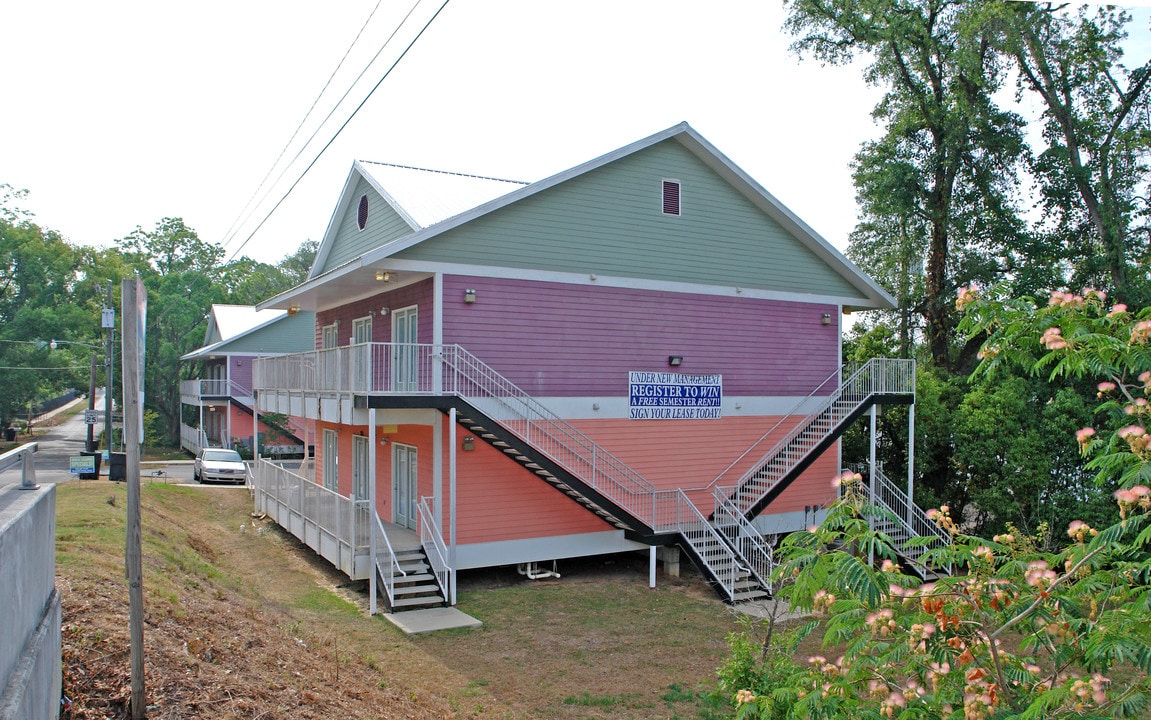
(449, 407, 458, 606)
(907, 403, 915, 525)
(369, 408, 378, 615)
(649, 546, 657, 588)
(433, 413, 443, 522)
(869, 404, 878, 566)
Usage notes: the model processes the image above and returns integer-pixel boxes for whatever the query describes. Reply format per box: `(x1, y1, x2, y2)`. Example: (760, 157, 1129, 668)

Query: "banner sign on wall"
(628, 371, 722, 419)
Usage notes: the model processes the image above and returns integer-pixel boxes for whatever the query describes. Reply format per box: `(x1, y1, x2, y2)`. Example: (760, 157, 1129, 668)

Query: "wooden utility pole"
(122, 278, 147, 718)
(87, 353, 98, 452)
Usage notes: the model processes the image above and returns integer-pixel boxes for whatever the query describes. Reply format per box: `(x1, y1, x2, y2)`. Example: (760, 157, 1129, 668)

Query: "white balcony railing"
(180, 378, 254, 402)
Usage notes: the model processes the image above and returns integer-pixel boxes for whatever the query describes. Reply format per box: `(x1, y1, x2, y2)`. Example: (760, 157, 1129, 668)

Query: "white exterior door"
(352, 435, 369, 501)
(322, 429, 338, 491)
(392, 443, 418, 530)
(391, 306, 418, 392)
(321, 323, 338, 349)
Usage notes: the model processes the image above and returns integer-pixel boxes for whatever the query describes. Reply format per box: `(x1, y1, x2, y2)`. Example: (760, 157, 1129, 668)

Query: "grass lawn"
(55, 480, 751, 719)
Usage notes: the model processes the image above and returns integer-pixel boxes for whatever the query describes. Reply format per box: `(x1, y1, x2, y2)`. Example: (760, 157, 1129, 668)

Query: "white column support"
(449, 406, 458, 606)
(868, 403, 878, 566)
(649, 546, 657, 588)
(907, 403, 916, 525)
(369, 408, 378, 615)
(432, 412, 443, 523)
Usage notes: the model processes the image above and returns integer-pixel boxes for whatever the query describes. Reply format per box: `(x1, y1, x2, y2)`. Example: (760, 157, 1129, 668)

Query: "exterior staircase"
(386, 545, 449, 611)
(718, 361, 915, 519)
(862, 463, 950, 578)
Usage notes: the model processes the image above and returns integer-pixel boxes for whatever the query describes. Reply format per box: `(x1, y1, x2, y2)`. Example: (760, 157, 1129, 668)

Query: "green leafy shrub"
(718, 288, 1151, 719)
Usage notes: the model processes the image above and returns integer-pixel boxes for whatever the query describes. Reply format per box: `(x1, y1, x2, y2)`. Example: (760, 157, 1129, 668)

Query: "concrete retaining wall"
(0, 483, 60, 720)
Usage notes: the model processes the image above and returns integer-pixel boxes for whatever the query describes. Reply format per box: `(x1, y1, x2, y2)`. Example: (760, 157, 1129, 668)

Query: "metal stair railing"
(374, 512, 407, 610)
(438, 346, 660, 530)
(657, 489, 749, 602)
(417, 497, 451, 604)
(712, 489, 774, 593)
(868, 463, 949, 570)
(721, 359, 915, 516)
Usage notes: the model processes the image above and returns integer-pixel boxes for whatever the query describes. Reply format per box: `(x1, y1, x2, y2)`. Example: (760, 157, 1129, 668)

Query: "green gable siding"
(317, 176, 414, 275)
(216, 314, 315, 355)
(394, 141, 860, 298)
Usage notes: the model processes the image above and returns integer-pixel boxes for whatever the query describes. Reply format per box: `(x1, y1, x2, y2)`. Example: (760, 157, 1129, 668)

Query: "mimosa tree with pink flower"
(716, 289, 1151, 719)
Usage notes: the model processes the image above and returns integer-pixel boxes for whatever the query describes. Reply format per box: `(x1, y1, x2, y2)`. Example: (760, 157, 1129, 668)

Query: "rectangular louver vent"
(662, 180, 681, 216)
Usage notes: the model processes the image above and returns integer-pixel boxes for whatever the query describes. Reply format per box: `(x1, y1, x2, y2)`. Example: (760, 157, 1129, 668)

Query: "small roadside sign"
(70, 455, 96, 475)
(84, 410, 100, 425)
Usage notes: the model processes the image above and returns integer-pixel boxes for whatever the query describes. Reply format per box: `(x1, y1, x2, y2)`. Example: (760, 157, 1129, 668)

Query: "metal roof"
(356, 162, 527, 229)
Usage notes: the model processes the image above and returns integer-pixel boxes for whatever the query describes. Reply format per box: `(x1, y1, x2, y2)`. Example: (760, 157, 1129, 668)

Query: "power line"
(0, 365, 91, 370)
(220, 0, 385, 249)
(225, 0, 452, 261)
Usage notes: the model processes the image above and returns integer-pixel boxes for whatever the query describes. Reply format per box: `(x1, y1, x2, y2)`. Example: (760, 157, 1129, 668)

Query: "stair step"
(394, 583, 443, 596)
(396, 572, 435, 583)
(392, 596, 445, 608)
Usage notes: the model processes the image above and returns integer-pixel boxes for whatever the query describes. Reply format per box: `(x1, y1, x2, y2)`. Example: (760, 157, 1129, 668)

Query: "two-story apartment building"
(249, 123, 918, 613)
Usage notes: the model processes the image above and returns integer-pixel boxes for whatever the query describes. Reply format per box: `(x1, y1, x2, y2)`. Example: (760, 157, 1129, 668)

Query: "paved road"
(0, 393, 196, 486)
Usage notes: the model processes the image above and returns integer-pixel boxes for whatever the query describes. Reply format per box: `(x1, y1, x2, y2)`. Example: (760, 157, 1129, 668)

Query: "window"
(321, 323, 338, 349)
(322, 429, 338, 491)
(352, 316, 372, 344)
(662, 180, 681, 216)
(357, 194, 369, 231)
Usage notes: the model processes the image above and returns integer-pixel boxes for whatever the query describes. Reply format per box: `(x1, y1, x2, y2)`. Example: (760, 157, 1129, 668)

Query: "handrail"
(709, 365, 843, 486)
(722, 358, 915, 514)
(869, 463, 949, 547)
(438, 347, 659, 517)
(661, 489, 748, 602)
(374, 512, 406, 608)
(418, 497, 451, 603)
(712, 489, 775, 593)
(0, 442, 38, 489)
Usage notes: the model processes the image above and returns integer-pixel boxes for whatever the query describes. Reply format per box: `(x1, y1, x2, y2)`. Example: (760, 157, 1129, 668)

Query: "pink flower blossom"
(1132, 320, 1151, 345)
(1108, 303, 1128, 317)
(956, 285, 980, 310)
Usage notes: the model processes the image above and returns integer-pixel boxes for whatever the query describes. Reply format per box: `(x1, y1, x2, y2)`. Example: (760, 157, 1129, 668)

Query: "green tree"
(0, 192, 96, 425)
(1000, 3, 1151, 305)
(785, 0, 1027, 370)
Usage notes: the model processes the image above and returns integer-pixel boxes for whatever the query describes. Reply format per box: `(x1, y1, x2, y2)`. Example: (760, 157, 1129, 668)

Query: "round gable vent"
(357, 194, 369, 231)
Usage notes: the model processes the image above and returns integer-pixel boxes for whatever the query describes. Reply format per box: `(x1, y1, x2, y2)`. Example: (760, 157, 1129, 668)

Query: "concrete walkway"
(382, 607, 482, 635)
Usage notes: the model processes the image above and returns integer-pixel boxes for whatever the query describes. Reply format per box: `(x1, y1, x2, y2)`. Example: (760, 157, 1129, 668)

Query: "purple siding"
(315, 279, 435, 347)
(442, 275, 838, 397)
(229, 357, 254, 393)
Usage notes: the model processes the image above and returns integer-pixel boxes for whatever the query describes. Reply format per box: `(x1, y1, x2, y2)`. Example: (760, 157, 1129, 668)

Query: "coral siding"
(315, 279, 434, 347)
(573, 416, 840, 515)
(442, 275, 838, 397)
(445, 425, 613, 544)
(315, 421, 609, 542)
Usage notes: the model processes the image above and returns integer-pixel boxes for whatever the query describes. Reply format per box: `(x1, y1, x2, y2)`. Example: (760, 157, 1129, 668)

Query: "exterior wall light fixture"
(288, 304, 301, 316)
(462, 436, 475, 451)
(821, 313, 832, 325)
(668, 355, 683, 367)
(380, 306, 389, 316)
(376, 270, 392, 282)
(464, 289, 477, 304)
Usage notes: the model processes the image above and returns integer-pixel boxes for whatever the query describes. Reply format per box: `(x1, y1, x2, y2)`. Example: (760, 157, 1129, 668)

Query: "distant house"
(250, 123, 920, 613)
(180, 304, 315, 456)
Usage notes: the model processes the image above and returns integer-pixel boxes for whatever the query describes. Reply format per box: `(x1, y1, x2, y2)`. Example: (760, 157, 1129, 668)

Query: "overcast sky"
(2, 1, 1149, 266)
